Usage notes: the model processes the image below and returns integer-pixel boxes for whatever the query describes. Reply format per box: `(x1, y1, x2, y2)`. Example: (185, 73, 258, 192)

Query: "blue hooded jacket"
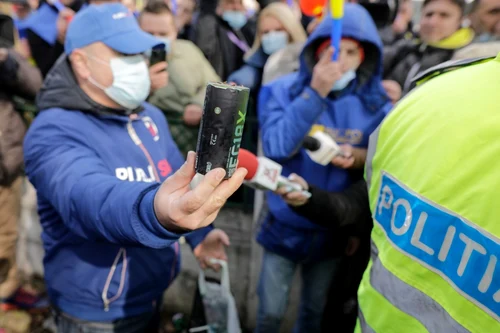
(18, 0, 88, 46)
(17, 2, 59, 45)
(257, 4, 391, 262)
(23, 56, 212, 321)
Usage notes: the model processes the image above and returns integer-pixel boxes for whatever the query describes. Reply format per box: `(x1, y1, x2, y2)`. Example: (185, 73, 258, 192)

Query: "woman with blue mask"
(227, 2, 307, 94)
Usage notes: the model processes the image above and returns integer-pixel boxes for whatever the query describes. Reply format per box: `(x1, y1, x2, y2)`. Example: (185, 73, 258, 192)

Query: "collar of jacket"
(424, 28, 475, 50)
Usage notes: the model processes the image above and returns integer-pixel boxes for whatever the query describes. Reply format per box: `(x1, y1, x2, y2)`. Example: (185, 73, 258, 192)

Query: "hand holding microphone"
(276, 174, 311, 207)
(331, 144, 355, 168)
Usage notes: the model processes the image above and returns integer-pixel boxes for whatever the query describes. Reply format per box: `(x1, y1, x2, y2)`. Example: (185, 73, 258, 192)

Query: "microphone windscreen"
(303, 136, 321, 152)
(237, 149, 259, 180)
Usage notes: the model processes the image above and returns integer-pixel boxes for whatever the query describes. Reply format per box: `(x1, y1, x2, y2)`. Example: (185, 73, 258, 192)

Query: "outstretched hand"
(154, 152, 247, 232)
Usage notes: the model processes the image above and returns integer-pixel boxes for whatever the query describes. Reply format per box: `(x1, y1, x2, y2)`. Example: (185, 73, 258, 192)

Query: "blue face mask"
(331, 70, 356, 92)
(222, 10, 247, 30)
(261, 31, 288, 55)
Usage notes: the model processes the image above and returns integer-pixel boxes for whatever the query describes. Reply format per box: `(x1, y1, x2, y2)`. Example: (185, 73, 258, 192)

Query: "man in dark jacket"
(193, 0, 255, 80)
(0, 18, 43, 309)
(276, 175, 371, 333)
(382, 0, 474, 102)
(23, 4, 246, 332)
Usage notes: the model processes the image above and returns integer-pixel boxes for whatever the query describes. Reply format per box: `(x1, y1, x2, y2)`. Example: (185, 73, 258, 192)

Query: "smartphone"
(149, 47, 166, 67)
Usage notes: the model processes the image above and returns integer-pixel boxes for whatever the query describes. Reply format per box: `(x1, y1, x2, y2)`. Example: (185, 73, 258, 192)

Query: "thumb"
(162, 151, 196, 192)
(215, 229, 231, 246)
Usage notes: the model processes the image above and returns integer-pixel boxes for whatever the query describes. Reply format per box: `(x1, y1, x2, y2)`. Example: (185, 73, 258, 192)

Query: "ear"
(69, 50, 91, 80)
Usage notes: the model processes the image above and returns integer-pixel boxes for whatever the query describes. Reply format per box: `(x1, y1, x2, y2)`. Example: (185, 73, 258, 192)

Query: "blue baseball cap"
(65, 3, 164, 55)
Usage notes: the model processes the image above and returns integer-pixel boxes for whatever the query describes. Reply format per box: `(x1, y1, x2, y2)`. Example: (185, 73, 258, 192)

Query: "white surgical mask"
(88, 54, 150, 110)
(261, 31, 288, 55)
(331, 70, 356, 92)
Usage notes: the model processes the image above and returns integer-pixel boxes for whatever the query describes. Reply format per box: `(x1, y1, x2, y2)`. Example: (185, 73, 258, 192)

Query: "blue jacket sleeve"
(258, 84, 329, 160)
(24, 113, 189, 249)
(185, 226, 213, 250)
(227, 65, 261, 92)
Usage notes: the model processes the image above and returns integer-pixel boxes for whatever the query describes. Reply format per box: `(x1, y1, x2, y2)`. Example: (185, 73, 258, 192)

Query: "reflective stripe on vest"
(359, 55, 500, 333)
(358, 307, 375, 333)
(363, 240, 468, 333)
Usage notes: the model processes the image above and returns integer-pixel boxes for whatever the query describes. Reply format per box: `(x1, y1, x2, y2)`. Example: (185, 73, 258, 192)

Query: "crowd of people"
(1, 0, 500, 332)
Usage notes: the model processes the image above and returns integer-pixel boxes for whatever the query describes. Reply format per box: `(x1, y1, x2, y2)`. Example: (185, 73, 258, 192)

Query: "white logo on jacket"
(115, 166, 156, 182)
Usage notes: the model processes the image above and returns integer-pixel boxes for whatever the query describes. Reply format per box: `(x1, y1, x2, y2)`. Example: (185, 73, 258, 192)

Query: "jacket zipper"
(102, 248, 128, 311)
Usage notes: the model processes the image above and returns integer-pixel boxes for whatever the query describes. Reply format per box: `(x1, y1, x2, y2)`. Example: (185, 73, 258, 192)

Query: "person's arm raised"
(24, 116, 247, 248)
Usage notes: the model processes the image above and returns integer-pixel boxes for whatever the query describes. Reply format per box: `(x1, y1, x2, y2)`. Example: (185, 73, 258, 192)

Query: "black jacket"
(383, 39, 456, 95)
(0, 14, 15, 48)
(292, 180, 372, 235)
(383, 28, 474, 96)
(193, 13, 255, 81)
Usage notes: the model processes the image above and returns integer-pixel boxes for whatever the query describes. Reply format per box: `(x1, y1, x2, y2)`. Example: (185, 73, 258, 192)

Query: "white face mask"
(331, 70, 356, 92)
(88, 54, 151, 110)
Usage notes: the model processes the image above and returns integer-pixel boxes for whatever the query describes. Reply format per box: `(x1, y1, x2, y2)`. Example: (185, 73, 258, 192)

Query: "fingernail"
(216, 169, 226, 181)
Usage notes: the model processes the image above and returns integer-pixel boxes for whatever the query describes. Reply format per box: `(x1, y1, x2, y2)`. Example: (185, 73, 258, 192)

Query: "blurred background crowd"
(0, 0, 500, 331)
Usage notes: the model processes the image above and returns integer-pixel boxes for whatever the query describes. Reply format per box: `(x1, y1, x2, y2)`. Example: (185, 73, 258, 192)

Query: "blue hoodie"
(18, 1, 88, 46)
(23, 56, 212, 321)
(257, 4, 391, 262)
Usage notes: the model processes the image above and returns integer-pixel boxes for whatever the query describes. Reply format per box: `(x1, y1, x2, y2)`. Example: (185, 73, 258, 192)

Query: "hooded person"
(23, 4, 246, 332)
(18, 0, 86, 77)
(255, 4, 391, 333)
(19, 0, 124, 77)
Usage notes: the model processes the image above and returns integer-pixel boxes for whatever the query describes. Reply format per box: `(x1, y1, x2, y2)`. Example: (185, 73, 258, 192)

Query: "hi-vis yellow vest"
(356, 54, 500, 333)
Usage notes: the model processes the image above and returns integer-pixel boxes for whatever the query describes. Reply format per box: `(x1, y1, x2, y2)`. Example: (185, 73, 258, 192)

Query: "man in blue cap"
(23, 4, 247, 332)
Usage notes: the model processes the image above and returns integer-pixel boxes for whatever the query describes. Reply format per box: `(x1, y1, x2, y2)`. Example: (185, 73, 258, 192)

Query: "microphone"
(238, 149, 312, 198)
(303, 131, 344, 166)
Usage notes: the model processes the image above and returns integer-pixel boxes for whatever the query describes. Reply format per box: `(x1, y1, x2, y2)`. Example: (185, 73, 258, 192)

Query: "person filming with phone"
(23, 4, 246, 332)
(139, 1, 221, 157)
